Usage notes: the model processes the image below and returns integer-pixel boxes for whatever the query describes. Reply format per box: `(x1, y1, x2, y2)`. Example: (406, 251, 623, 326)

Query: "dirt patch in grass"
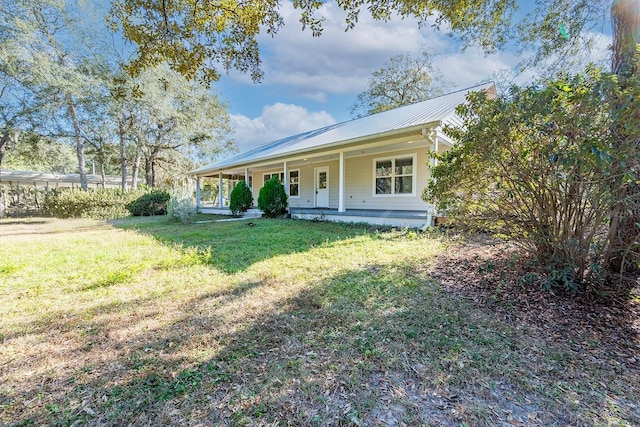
(430, 233, 640, 425)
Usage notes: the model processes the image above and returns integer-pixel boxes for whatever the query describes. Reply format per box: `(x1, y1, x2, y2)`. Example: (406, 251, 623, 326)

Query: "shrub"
(229, 180, 253, 216)
(257, 176, 288, 218)
(45, 188, 142, 219)
(126, 189, 171, 216)
(168, 192, 197, 224)
(424, 70, 638, 291)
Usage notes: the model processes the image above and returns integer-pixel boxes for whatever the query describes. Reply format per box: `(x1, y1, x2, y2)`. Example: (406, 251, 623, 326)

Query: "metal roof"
(0, 169, 135, 188)
(191, 82, 494, 175)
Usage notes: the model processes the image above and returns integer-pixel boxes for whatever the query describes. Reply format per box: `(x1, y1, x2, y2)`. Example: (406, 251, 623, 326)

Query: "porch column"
(338, 151, 345, 213)
(218, 173, 223, 208)
(433, 135, 439, 167)
(283, 161, 289, 195)
(244, 168, 249, 185)
(195, 177, 201, 210)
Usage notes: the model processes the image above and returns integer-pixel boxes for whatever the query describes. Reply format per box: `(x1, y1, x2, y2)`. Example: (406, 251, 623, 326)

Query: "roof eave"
(188, 121, 442, 177)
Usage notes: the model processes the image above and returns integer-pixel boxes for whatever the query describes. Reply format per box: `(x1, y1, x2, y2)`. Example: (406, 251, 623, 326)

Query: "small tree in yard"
(424, 69, 639, 293)
(229, 180, 253, 217)
(258, 176, 288, 218)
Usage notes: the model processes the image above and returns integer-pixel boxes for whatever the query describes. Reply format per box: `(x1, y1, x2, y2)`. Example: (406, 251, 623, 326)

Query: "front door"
(315, 167, 329, 208)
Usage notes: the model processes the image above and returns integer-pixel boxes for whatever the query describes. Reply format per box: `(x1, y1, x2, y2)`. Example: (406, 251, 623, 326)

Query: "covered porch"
(192, 126, 450, 226)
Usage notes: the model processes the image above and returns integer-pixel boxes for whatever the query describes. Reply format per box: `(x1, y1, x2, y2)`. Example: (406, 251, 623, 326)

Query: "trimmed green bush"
(257, 176, 288, 218)
(45, 188, 143, 219)
(126, 189, 171, 216)
(229, 181, 253, 216)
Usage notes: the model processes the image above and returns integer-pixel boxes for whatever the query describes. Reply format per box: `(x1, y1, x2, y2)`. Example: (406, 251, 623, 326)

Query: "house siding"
(344, 147, 430, 211)
(288, 161, 340, 209)
(253, 147, 430, 212)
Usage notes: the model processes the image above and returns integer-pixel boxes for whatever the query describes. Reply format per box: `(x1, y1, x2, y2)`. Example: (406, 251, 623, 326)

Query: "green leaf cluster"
(109, 0, 516, 85)
(45, 188, 148, 219)
(229, 180, 253, 217)
(126, 189, 171, 216)
(257, 176, 287, 218)
(424, 67, 639, 289)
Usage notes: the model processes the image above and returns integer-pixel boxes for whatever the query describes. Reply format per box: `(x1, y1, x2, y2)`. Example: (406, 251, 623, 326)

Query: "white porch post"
(195, 177, 201, 210)
(218, 173, 223, 208)
(338, 151, 345, 213)
(244, 167, 249, 184)
(283, 161, 289, 195)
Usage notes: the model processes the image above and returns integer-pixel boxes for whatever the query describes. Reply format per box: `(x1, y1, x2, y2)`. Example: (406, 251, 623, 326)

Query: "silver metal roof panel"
(191, 82, 493, 175)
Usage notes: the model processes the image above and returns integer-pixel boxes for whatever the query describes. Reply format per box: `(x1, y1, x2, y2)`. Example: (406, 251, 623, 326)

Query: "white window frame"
(372, 154, 417, 197)
(288, 169, 300, 198)
(263, 172, 285, 186)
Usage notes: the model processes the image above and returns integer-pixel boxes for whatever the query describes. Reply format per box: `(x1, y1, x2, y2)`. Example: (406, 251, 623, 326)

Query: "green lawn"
(0, 216, 638, 426)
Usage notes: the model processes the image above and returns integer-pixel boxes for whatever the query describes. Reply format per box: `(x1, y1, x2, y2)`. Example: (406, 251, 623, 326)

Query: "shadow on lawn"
(6, 261, 640, 426)
(112, 217, 371, 274)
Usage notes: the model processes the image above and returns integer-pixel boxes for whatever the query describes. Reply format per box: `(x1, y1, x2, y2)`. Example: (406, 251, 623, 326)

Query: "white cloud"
(233, 1, 615, 101)
(229, 103, 336, 153)
(237, 1, 451, 99)
(438, 48, 523, 88)
(230, 1, 546, 102)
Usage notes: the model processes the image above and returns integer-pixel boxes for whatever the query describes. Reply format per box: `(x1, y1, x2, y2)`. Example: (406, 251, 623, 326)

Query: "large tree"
(126, 66, 232, 187)
(110, 1, 627, 82)
(109, 0, 518, 85)
(608, 0, 640, 273)
(0, 0, 112, 190)
(350, 49, 449, 118)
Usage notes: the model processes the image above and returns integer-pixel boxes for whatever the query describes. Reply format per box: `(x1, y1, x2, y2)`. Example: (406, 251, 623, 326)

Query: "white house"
(189, 83, 495, 227)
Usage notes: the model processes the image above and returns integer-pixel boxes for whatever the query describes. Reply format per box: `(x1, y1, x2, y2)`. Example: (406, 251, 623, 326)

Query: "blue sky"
(214, 1, 612, 154)
(80, 0, 611, 156)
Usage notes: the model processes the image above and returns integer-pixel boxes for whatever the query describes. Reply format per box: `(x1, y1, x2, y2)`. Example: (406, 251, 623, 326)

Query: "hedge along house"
(190, 83, 495, 227)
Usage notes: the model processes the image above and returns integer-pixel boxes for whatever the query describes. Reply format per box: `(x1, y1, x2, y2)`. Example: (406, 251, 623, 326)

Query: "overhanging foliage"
(424, 68, 640, 290)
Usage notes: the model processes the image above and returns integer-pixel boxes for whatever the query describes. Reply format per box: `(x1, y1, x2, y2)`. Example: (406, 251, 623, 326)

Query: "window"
(374, 155, 415, 195)
(289, 170, 300, 197)
(263, 172, 284, 186)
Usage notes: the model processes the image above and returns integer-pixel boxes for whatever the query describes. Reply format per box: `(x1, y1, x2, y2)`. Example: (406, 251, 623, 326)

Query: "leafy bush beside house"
(229, 180, 253, 216)
(126, 189, 171, 216)
(258, 176, 288, 218)
(424, 70, 638, 292)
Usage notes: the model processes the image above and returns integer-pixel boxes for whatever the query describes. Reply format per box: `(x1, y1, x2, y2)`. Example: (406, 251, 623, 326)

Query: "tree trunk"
(132, 152, 141, 190)
(608, 0, 640, 274)
(0, 130, 17, 219)
(151, 151, 157, 188)
(100, 161, 106, 188)
(612, 0, 640, 76)
(0, 130, 10, 167)
(144, 155, 153, 187)
(0, 190, 5, 219)
(67, 99, 88, 190)
(119, 119, 128, 191)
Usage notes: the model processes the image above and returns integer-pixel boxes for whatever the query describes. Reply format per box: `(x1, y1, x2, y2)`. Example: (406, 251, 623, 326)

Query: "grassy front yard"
(1, 217, 638, 426)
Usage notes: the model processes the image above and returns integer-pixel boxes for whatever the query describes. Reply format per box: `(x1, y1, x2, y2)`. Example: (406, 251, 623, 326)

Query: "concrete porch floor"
(289, 207, 432, 228)
(198, 207, 433, 228)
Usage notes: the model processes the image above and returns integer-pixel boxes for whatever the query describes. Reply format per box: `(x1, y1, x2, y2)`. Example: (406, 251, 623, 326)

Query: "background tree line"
(0, 0, 232, 192)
